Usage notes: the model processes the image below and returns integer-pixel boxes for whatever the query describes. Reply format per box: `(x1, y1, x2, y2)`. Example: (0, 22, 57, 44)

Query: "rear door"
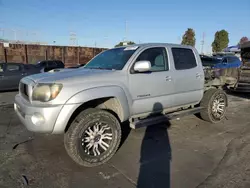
(171, 47, 204, 107)
(4, 63, 23, 89)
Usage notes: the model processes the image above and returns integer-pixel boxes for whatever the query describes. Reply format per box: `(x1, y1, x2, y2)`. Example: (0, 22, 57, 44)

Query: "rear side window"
(0, 64, 4, 72)
(172, 48, 197, 70)
(222, 58, 228, 63)
(6, 64, 21, 71)
(24, 64, 36, 70)
(47, 61, 57, 68)
(56, 61, 64, 68)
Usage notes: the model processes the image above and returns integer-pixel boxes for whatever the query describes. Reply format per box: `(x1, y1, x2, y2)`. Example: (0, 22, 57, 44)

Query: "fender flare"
(66, 86, 131, 122)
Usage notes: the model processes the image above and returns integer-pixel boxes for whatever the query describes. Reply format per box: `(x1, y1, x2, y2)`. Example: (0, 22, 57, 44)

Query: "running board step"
(129, 107, 203, 129)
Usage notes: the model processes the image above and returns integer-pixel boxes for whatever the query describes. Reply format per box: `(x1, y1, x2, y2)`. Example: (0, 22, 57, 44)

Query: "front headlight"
(32, 83, 63, 102)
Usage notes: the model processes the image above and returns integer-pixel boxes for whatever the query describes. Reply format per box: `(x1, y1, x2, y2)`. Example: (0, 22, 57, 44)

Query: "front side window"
(222, 58, 228, 63)
(84, 47, 137, 70)
(56, 61, 64, 67)
(172, 48, 197, 70)
(135, 47, 169, 72)
(6, 64, 21, 71)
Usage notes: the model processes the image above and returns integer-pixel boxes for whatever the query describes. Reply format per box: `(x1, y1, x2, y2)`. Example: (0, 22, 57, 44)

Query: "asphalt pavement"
(0, 92, 250, 188)
(0, 91, 18, 106)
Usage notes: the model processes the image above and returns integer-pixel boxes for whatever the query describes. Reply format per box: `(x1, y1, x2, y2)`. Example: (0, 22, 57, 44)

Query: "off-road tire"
(200, 88, 228, 123)
(64, 108, 121, 167)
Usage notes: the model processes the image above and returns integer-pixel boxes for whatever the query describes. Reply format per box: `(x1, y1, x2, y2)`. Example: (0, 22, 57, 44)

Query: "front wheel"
(64, 108, 121, 167)
(200, 88, 228, 123)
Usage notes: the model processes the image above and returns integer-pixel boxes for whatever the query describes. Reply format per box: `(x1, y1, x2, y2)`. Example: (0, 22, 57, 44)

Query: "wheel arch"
(64, 86, 131, 132)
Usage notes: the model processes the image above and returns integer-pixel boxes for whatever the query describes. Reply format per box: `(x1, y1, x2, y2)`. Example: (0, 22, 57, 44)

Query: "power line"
(0, 27, 45, 44)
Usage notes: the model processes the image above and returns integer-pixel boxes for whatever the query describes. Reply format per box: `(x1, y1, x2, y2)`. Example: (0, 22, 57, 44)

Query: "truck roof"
(115, 43, 195, 49)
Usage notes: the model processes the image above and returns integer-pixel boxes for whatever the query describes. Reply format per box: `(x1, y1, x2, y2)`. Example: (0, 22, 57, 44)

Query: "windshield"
(35, 61, 44, 68)
(83, 47, 137, 70)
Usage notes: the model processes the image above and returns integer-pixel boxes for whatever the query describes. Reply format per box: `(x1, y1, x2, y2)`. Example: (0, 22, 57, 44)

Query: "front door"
(0, 63, 7, 90)
(4, 63, 23, 89)
(129, 47, 175, 115)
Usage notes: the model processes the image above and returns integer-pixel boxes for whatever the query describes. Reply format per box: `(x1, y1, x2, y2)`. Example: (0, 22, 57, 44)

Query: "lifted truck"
(14, 43, 228, 167)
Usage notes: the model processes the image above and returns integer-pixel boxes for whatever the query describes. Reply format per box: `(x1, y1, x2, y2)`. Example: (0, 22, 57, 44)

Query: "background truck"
(14, 43, 228, 167)
(232, 41, 250, 92)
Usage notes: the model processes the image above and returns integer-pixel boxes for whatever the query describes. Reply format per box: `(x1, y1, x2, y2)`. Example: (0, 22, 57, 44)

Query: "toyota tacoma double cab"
(14, 43, 228, 167)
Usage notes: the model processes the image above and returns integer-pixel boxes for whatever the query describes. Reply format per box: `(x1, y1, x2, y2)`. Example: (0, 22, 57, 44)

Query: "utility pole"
(178, 36, 181, 44)
(0, 28, 4, 39)
(12, 29, 17, 41)
(201, 32, 205, 54)
(124, 20, 127, 42)
(70, 31, 77, 46)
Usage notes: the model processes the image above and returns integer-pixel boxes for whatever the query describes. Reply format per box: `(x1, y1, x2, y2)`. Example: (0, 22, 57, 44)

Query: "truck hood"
(25, 68, 114, 83)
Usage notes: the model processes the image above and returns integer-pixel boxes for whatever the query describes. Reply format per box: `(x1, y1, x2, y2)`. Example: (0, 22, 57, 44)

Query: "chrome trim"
(19, 77, 36, 103)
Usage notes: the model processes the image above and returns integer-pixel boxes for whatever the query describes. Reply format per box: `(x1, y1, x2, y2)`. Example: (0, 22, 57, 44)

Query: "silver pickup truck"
(14, 43, 228, 167)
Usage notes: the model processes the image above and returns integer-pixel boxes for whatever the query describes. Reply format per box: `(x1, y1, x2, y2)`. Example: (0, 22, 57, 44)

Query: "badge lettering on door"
(137, 94, 150, 98)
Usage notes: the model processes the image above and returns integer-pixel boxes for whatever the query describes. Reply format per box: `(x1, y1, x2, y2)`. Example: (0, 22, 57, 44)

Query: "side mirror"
(134, 61, 151, 72)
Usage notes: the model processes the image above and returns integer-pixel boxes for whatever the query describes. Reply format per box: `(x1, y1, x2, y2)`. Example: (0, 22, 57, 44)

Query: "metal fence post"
(45, 49, 48, 60)
(62, 47, 65, 63)
(24, 44, 28, 64)
(78, 47, 80, 65)
(4, 48, 7, 63)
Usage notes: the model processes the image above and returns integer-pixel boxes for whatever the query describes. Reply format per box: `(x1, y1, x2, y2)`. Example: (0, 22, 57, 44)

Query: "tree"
(115, 41, 135, 47)
(181, 28, 196, 47)
(212, 30, 229, 52)
(239, 37, 249, 45)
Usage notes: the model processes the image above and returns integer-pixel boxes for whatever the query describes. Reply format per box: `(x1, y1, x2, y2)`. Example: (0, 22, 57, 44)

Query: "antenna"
(201, 32, 205, 54)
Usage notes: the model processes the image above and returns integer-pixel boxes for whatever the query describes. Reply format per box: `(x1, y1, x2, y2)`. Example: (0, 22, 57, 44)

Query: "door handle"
(196, 73, 201, 78)
(22, 73, 27, 76)
(166, 76, 172, 81)
(0, 75, 3, 78)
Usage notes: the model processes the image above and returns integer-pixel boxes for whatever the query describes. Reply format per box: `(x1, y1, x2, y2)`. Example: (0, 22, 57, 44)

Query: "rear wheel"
(200, 88, 227, 123)
(64, 108, 121, 167)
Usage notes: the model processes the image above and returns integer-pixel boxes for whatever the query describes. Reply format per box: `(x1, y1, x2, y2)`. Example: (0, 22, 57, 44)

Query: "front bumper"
(14, 94, 63, 133)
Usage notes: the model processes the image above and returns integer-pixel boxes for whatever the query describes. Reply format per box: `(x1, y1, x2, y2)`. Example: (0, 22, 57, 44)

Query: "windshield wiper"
(86, 67, 114, 70)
